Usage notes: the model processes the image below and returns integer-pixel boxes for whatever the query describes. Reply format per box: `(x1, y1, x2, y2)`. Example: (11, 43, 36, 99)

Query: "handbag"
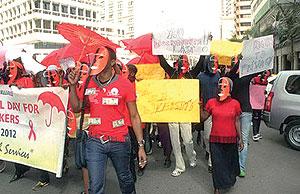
(74, 76, 91, 169)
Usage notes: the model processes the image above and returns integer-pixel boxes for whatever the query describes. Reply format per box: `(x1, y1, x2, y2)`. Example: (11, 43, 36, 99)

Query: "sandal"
(171, 169, 184, 177)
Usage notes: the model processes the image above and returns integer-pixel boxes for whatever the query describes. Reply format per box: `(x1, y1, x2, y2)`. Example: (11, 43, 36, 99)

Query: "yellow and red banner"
(136, 80, 200, 122)
(0, 86, 68, 177)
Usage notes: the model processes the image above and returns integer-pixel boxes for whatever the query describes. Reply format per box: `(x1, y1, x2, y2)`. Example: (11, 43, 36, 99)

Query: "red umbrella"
(126, 53, 159, 65)
(124, 33, 152, 55)
(41, 48, 64, 67)
(121, 39, 133, 47)
(57, 23, 120, 59)
(38, 91, 66, 127)
(41, 44, 91, 68)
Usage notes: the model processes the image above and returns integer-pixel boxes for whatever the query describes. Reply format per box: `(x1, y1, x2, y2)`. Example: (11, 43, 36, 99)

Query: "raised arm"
(190, 55, 205, 78)
(68, 69, 82, 113)
(158, 55, 175, 77)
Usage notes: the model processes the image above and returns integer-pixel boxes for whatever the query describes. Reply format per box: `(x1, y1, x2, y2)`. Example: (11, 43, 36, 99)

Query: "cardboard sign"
(240, 35, 274, 77)
(152, 27, 210, 56)
(136, 80, 200, 122)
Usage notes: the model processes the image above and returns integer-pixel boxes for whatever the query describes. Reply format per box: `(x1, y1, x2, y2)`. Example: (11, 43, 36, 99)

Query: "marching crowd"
(0, 46, 271, 194)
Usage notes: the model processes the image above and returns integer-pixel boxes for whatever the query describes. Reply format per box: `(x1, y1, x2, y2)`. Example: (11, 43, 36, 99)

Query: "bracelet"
(137, 139, 145, 147)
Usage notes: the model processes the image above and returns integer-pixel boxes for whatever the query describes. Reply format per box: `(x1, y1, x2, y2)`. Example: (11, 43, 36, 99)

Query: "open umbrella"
(57, 23, 120, 60)
(41, 48, 63, 67)
(124, 33, 152, 55)
(38, 91, 66, 127)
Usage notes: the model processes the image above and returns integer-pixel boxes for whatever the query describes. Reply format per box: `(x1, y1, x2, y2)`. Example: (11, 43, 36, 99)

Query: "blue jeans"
(239, 112, 252, 171)
(86, 137, 135, 194)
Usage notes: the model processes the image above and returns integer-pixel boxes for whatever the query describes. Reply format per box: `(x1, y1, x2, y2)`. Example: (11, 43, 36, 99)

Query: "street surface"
(0, 124, 299, 194)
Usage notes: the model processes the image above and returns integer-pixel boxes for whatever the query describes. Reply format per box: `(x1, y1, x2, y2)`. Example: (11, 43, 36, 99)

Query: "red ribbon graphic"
(28, 120, 36, 141)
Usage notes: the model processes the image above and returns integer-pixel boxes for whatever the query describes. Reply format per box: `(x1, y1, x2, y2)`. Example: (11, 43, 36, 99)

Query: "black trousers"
(252, 109, 262, 136)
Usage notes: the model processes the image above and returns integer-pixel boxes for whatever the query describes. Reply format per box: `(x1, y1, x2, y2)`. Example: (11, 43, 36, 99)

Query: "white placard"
(152, 27, 210, 56)
(240, 35, 274, 77)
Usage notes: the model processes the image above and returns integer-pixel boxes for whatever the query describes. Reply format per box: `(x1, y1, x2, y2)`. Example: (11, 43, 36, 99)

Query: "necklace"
(96, 73, 115, 87)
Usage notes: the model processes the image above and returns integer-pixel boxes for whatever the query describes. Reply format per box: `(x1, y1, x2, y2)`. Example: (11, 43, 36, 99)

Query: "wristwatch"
(137, 139, 145, 147)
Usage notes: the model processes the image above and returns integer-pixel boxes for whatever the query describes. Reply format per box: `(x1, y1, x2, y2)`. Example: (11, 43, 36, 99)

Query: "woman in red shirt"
(201, 77, 244, 194)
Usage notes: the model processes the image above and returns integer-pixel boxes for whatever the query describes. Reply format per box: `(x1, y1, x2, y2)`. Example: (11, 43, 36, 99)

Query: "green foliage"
(274, 2, 300, 44)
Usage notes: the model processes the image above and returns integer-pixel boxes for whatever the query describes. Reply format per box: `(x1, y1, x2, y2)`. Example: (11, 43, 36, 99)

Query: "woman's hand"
(238, 139, 244, 151)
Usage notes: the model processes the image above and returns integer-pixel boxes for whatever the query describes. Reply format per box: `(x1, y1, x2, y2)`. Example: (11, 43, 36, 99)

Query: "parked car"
(263, 70, 300, 150)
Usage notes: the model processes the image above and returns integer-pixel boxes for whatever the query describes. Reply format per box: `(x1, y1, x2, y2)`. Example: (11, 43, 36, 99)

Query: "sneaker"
(189, 160, 197, 168)
(32, 181, 49, 191)
(239, 170, 246, 178)
(171, 169, 185, 177)
(0, 160, 6, 173)
(257, 133, 262, 139)
(252, 134, 259, 141)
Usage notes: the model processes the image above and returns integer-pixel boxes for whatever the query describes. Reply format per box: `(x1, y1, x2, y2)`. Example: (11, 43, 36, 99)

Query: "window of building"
(53, 3, 59, 12)
(128, 1, 133, 6)
(70, 7, 76, 15)
(240, 5, 251, 10)
(78, 8, 83, 16)
(118, 29, 120, 34)
(53, 21, 59, 30)
(109, 14, 113, 19)
(240, 22, 251, 26)
(35, 19, 41, 28)
(118, 2, 122, 9)
(122, 30, 124, 35)
(240, 14, 250, 18)
(286, 75, 300, 95)
(43, 1, 50, 10)
(106, 28, 112, 32)
(100, 28, 105, 31)
(34, 0, 41, 8)
(61, 5, 68, 13)
(86, 26, 91, 30)
(93, 11, 96, 19)
(43, 20, 51, 29)
(86, 10, 91, 17)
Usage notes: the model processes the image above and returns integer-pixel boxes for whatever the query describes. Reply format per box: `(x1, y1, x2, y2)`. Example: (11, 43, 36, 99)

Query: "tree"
(274, 1, 300, 68)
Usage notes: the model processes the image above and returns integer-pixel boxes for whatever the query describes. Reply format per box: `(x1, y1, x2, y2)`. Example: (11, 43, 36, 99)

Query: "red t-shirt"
(80, 75, 136, 139)
(205, 97, 241, 143)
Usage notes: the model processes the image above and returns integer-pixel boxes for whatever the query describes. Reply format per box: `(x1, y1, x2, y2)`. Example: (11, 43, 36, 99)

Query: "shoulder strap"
(77, 76, 92, 139)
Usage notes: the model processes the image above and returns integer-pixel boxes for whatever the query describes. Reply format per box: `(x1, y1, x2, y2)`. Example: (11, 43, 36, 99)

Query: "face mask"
(174, 55, 189, 78)
(90, 47, 109, 76)
(43, 69, 60, 87)
(7, 61, 23, 84)
(207, 55, 218, 74)
(76, 62, 89, 85)
(217, 77, 231, 101)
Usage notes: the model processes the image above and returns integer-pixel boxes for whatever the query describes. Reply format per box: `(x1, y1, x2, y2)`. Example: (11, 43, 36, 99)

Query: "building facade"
(220, 0, 235, 40)
(99, 0, 134, 39)
(0, 0, 135, 61)
(251, 0, 300, 72)
(234, 0, 252, 39)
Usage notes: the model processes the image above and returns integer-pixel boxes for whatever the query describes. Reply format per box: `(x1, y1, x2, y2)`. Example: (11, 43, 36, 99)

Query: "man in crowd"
(68, 46, 147, 194)
(197, 55, 220, 173)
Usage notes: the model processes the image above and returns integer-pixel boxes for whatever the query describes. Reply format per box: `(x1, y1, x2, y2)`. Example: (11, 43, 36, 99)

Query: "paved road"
(0, 124, 300, 194)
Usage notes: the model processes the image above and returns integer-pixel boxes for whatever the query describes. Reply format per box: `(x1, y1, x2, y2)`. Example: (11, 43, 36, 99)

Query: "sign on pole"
(152, 27, 210, 56)
(240, 35, 274, 77)
(0, 86, 68, 177)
